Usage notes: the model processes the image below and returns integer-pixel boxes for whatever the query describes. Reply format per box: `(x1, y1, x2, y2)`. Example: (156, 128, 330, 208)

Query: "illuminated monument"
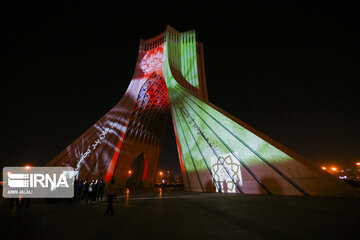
(48, 26, 357, 196)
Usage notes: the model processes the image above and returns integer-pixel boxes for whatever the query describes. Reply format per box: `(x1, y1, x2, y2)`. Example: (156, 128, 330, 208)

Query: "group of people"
(74, 179, 105, 203)
(8, 178, 117, 216)
(74, 178, 117, 215)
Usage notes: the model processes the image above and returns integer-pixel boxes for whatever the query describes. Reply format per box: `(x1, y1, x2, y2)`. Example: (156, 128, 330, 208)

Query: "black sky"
(2, 1, 360, 174)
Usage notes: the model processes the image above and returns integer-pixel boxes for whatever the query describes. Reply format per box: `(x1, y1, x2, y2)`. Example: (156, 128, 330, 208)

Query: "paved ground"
(1, 190, 359, 240)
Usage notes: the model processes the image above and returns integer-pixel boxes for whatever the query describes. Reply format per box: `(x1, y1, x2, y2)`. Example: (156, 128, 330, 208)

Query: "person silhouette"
(88, 180, 95, 203)
(105, 179, 117, 215)
(82, 179, 89, 202)
(97, 179, 105, 202)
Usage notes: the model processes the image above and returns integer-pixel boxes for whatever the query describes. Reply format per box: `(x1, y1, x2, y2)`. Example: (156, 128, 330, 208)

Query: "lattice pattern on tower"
(125, 72, 170, 145)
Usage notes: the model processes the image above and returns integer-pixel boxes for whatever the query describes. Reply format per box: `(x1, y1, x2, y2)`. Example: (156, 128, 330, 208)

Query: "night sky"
(2, 1, 359, 176)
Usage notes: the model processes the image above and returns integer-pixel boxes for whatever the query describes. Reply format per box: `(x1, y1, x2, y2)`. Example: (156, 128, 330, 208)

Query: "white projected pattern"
(211, 153, 242, 193)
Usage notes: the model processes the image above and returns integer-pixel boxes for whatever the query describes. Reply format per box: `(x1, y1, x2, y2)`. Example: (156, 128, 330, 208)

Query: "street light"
(128, 170, 132, 175)
(321, 166, 327, 170)
(25, 165, 31, 170)
(356, 162, 360, 166)
(331, 167, 337, 172)
(159, 171, 164, 186)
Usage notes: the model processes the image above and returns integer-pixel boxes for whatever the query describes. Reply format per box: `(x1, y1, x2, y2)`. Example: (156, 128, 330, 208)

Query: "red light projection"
(135, 72, 170, 111)
(125, 72, 170, 145)
(142, 155, 148, 181)
(140, 46, 165, 76)
(104, 125, 128, 182)
(106, 54, 167, 182)
(46, 27, 358, 197)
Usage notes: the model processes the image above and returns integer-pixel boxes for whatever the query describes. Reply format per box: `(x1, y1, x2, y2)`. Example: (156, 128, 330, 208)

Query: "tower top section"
(139, 25, 208, 99)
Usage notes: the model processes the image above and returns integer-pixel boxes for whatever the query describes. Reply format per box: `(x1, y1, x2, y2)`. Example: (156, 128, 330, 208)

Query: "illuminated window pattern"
(144, 35, 165, 51)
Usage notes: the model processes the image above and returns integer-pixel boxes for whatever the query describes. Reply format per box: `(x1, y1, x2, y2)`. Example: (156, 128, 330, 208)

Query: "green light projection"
(180, 31, 199, 88)
(163, 28, 309, 195)
(47, 26, 357, 197)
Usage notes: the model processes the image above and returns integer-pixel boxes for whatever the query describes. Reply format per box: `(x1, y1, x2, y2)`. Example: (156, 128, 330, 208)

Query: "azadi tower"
(48, 26, 357, 196)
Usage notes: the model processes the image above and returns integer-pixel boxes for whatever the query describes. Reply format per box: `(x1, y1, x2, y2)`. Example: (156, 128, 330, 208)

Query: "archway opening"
(126, 153, 147, 190)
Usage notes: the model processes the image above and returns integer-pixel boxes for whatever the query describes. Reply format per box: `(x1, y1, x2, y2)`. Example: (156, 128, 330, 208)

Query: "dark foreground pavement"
(1, 190, 359, 240)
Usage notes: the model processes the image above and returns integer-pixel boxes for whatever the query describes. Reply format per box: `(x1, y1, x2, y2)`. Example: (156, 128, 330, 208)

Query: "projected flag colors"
(47, 26, 358, 197)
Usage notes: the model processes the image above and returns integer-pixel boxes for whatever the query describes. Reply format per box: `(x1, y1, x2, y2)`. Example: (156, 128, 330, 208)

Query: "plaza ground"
(1, 190, 359, 240)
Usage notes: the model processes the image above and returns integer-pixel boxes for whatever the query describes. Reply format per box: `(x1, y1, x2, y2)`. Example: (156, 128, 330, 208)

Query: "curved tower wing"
(48, 26, 358, 196)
